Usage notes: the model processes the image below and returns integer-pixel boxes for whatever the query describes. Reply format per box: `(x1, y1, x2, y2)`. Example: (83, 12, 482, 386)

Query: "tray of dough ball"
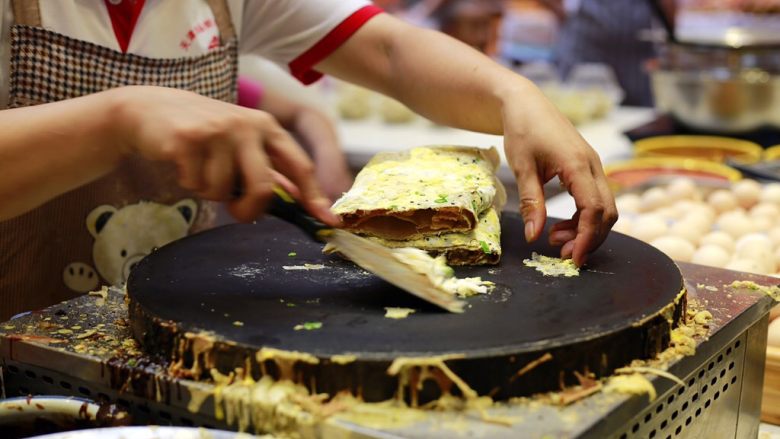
(613, 176, 780, 277)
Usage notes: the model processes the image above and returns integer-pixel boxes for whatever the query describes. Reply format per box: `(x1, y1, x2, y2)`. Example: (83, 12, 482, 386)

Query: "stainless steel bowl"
(650, 42, 780, 132)
(651, 67, 777, 132)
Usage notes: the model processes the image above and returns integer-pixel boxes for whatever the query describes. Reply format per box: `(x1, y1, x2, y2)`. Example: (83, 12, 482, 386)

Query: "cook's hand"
(502, 85, 617, 266)
(113, 86, 339, 225)
(314, 154, 353, 202)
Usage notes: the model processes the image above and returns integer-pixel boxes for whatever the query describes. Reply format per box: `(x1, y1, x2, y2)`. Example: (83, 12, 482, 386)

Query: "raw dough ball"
(731, 179, 762, 209)
(640, 187, 670, 212)
(774, 247, 780, 272)
(716, 210, 754, 238)
(769, 318, 780, 347)
(673, 199, 697, 213)
(668, 220, 704, 245)
(667, 177, 699, 201)
(707, 189, 739, 213)
(684, 217, 713, 233)
(379, 97, 416, 124)
(752, 215, 773, 233)
(733, 236, 775, 273)
(761, 183, 780, 204)
(630, 214, 668, 242)
(749, 202, 780, 219)
(771, 304, 780, 321)
(656, 206, 682, 221)
(337, 86, 372, 120)
(650, 236, 695, 262)
(736, 233, 773, 254)
(726, 258, 770, 275)
(613, 216, 632, 234)
(700, 231, 735, 252)
(616, 194, 641, 214)
(769, 227, 780, 246)
(691, 245, 730, 268)
(680, 205, 716, 230)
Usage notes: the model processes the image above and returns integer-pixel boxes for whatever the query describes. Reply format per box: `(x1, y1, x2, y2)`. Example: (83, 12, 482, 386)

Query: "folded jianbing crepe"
(366, 207, 501, 265)
(331, 146, 506, 240)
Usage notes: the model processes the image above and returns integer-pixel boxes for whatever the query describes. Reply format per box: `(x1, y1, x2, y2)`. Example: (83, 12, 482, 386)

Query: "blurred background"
(247, 0, 780, 131)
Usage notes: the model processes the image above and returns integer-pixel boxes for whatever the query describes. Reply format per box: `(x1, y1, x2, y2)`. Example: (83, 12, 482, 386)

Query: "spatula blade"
(327, 230, 466, 313)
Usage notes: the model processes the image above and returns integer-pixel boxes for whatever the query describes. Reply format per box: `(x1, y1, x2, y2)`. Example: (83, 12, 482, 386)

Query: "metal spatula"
(267, 188, 465, 313)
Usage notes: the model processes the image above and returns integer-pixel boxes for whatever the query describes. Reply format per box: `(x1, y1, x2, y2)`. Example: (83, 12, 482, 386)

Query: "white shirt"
(0, 0, 375, 106)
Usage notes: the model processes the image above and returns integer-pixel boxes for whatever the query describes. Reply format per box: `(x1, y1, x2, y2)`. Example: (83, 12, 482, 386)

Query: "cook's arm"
(0, 86, 337, 224)
(0, 93, 122, 220)
(316, 13, 617, 266)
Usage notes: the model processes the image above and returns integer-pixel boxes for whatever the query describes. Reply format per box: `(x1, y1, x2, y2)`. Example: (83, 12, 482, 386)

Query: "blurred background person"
(376, 0, 504, 53)
(549, 0, 659, 107)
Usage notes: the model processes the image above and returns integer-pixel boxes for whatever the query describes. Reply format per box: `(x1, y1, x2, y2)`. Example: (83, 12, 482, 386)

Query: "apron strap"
(205, 0, 236, 43)
(11, 0, 42, 27)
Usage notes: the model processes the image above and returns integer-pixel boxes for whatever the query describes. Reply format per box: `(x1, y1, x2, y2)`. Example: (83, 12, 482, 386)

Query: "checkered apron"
(0, 0, 238, 320)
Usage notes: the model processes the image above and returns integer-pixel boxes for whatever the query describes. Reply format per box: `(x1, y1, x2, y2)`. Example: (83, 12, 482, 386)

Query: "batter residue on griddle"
(282, 264, 326, 271)
(522, 252, 579, 277)
(384, 307, 416, 319)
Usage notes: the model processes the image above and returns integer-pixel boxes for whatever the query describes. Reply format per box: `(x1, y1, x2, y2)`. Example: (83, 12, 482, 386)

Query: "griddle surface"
(128, 213, 682, 359)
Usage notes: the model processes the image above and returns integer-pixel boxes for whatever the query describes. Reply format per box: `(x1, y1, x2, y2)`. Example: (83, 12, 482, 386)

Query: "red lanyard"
(104, 0, 146, 53)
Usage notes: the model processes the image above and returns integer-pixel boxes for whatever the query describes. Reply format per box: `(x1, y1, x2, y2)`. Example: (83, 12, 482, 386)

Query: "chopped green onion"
(479, 240, 490, 254)
(288, 252, 297, 257)
(294, 321, 322, 331)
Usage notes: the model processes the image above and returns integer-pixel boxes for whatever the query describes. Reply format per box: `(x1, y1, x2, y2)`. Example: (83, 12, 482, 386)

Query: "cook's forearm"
(318, 14, 538, 135)
(376, 25, 526, 134)
(0, 91, 125, 220)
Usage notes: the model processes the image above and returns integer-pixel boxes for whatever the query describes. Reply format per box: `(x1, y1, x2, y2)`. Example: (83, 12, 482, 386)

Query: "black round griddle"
(128, 212, 685, 401)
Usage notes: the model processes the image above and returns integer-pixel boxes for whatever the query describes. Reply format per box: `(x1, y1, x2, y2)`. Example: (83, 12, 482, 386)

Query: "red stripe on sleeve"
(288, 5, 384, 85)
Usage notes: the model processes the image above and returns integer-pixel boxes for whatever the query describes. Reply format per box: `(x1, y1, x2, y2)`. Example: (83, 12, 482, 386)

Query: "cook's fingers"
(566, 171, 605, 267)
(199, 147, 234, 201)
(561, 239, 575, 260)
(549, 216, 579, 255)
(549, 217, 577, 234)
(592, 162, 619, 243)
(549, 229, 576, 246)
(512, 155, 547, 242)
(227, 142, 273, 222)
(175, 144, 206, 192)
(270, 169, 301, 200)
(263, 123, 339, 226)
